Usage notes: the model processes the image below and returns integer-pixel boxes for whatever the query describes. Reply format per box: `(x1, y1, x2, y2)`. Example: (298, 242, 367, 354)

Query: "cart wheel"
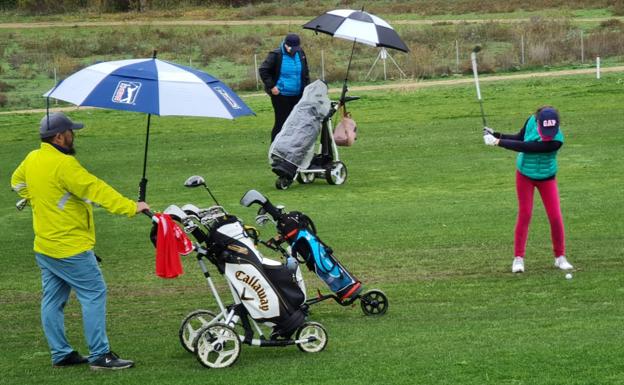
(296, 172, 316, 184)
(275, 176, 292, 190)
(194, 323, 241, 369)
(179, 310, 217, 353)
(325, 161, 347, 185)
(360, 290, 388, 316)
(295, 322, 328, 353)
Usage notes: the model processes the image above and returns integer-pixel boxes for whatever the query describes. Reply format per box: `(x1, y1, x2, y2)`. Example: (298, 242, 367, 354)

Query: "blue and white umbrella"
(44, 55, 255, 201)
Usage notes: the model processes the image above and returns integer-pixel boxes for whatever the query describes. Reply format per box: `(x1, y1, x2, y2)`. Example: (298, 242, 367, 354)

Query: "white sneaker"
(554, 256, 573, 270)
(512, 257, 525, 273)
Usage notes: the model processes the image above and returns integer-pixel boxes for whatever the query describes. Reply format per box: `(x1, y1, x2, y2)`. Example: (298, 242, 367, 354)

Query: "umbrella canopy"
(44, 56, 255, 201)
(302, 9, 409, 53)
(44, 58, 254, 119)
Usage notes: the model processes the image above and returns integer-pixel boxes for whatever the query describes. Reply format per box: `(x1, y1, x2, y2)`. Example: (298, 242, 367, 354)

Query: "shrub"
(0, 80, 15, 92)
(599, 18, 624, 31)
(0, 92, 7, 107)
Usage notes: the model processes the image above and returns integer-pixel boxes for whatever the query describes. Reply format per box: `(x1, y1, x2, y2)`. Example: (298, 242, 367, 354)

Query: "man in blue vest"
(483, 106, 573, 273)
(259, 33, 311, 142)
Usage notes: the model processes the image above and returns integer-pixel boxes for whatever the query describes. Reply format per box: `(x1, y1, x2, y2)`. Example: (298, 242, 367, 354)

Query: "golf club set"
(144, 175, 388, 368)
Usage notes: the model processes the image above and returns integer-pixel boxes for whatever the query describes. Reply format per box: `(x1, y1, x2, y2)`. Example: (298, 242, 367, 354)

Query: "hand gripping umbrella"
(44, 52, 254, 202)
(303, 9, 409, 102)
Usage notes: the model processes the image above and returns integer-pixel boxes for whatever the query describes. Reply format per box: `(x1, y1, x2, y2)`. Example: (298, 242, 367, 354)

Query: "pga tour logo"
(214, 86, 241, 109)
(112, 81, 141, 105)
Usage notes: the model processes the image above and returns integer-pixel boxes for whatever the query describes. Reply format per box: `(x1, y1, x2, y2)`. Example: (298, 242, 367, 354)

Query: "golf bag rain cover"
(279, 212, 361, 300)
(212, 217, 307, 336)
(269, 79, 331, 178)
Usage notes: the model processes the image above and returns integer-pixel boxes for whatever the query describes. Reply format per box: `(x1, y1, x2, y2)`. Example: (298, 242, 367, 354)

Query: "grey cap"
(40, 112, 84, 138)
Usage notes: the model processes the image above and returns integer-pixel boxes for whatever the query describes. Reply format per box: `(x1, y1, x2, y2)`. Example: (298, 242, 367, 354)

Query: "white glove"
(483, 134, 499, 146)
(483, 126, 494, 135)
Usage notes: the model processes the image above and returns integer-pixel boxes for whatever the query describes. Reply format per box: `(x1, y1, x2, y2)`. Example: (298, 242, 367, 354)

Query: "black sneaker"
(53, 351, 89, 367)
(90, 351, 134, 370)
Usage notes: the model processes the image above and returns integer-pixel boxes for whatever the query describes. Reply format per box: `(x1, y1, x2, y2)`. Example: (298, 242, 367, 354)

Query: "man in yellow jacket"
(11, 112, 150, 370)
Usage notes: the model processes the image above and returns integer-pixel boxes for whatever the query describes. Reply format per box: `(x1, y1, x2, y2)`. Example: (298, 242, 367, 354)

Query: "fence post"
(54, 67, 58, 105)
(455, 40, 459, 73)
(581, 30, 585, 64)
(521, 35, 525, 65)
(596, 56, 601, 79)
(254, 54, 260, 90)
(321, 49, 325, 81)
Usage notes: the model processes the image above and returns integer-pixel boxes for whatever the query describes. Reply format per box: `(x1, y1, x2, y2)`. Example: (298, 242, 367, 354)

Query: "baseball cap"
(284, 33, 301, 48)
(536, 107, 560, 138)
(40, 112, 84, 138)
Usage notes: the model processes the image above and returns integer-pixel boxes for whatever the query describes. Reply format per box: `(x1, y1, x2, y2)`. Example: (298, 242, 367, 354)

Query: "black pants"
(270, 94, 301, 142)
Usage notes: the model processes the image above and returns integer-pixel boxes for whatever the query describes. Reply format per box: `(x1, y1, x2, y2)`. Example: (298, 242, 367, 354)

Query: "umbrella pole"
(139, 113, 151, 202)
(138, 50, 158, 202)
(340, 38, 357, 110)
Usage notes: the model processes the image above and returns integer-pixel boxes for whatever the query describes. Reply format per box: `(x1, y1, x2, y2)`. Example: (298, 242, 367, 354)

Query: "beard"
(66, 143, 76, 155)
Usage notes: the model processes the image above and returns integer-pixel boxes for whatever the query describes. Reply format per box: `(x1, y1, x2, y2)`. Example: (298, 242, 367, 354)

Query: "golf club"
(16, 198, 28, 211)
(470, 45, 488, 127)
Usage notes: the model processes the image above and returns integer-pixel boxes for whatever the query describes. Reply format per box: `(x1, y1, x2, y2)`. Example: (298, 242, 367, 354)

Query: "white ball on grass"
(565, 273, 573, 280)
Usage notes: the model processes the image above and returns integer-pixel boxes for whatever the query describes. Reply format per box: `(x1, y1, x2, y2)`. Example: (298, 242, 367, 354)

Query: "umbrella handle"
(139, 177, 147, 202)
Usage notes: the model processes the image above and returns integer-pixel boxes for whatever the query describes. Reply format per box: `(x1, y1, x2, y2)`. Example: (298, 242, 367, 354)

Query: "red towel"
(154, 213, 193, 278)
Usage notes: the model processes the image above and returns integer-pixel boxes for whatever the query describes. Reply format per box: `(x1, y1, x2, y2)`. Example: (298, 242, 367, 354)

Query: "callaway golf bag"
(241, 190, 388, 315)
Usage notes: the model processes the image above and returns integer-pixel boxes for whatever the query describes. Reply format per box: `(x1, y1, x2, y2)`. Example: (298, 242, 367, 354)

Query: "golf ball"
(565, 273, 573, 280)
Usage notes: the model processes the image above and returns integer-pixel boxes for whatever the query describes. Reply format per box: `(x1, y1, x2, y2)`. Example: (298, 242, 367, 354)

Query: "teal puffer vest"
(516, 115, 564, 180)
(276, 45, 302, 96)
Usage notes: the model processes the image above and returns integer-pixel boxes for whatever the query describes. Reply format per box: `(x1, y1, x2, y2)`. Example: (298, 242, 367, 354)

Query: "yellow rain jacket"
(11, 143, 137, 258)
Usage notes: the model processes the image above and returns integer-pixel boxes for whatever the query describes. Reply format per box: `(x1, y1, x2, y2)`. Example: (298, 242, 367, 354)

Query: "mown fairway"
(1, 73, 623, 385)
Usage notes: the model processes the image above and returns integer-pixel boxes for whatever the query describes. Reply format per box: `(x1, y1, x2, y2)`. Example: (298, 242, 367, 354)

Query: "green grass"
(0, 73, 623, 385)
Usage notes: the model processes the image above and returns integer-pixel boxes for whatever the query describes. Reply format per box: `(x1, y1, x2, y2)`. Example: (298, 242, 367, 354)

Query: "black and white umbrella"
(303, 9, 408, 101)
(303, 9, 409, 52)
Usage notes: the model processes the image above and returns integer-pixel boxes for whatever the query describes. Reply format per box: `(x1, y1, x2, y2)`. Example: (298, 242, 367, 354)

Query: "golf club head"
(163, 204, 190, 222)
(472, 45, 482, 53)
(181, 203, 202, 217)
(16, 198, 28, 211)
(240, 190, 268, 207)
(184, 175, 206, 188)
(255, 213, 273, 226)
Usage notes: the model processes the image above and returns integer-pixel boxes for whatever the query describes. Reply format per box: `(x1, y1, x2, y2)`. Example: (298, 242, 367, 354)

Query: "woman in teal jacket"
(483, 106, 574, 273)
(258, 33, 310, 142)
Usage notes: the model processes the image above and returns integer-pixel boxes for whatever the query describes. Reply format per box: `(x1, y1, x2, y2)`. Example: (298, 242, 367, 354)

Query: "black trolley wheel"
(275, 176, 292, 190)
(360, 290, 388, 316)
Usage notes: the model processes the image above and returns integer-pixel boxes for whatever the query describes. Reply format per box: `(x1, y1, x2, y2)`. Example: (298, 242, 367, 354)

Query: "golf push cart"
(147, 175, 328, 369)
(270, 80, 359, 190)
(240, 189, 388, 316)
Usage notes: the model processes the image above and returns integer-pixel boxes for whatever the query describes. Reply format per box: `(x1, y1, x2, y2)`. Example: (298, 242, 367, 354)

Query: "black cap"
(40, 112, 84, 138)
(284, 33, 301, 47)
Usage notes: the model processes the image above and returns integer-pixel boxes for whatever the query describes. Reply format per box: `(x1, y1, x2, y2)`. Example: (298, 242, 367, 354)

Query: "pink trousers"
(514, 171, 566, 257)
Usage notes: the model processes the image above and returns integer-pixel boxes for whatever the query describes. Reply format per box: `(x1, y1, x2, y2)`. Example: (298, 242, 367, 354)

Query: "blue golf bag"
(278, 211, 362, 300)
(241, 189, 388, 316)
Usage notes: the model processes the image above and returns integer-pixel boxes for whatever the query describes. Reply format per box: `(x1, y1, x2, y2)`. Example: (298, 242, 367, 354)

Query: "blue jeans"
(35, 250, 109, 364)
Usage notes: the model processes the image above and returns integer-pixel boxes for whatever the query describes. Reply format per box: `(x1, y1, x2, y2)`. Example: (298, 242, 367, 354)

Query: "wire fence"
(0, 22, 623, 111)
